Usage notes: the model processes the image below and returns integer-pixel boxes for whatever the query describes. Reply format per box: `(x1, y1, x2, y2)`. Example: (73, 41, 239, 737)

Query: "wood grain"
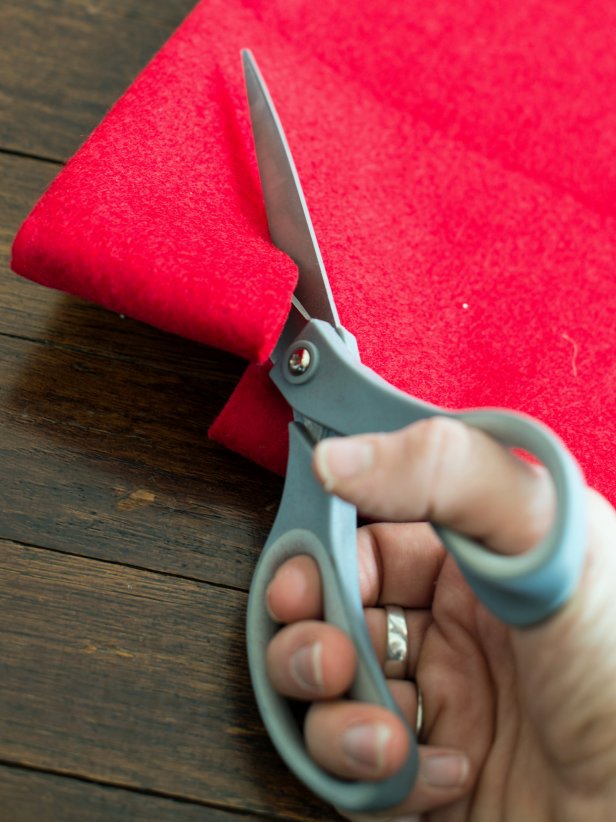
(0, 764, 267, 822)
(0, 329, 282, 588)
(0, 540, 327, 820)
(0, 2, 337, 819)
(0, 0, 196, 161)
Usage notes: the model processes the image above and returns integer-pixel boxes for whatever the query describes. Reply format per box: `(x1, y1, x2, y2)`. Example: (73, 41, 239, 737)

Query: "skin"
(265, 418, 616, 821)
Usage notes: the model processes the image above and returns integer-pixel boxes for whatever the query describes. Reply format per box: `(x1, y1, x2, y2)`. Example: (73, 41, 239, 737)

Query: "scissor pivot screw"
(288, 347, 311, 375)
(283, 340, 319, 384)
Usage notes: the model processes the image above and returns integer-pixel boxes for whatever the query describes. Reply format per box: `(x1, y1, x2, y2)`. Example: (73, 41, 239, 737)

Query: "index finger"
(358, 522, 446, 609)
(267, 521, 446, 623)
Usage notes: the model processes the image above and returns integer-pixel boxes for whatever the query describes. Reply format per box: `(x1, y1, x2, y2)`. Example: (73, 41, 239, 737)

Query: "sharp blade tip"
(241, 49, 258, 77)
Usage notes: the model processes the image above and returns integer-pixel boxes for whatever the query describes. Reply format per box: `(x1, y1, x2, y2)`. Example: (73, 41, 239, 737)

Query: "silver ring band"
(415, 684, 424, 739)
(384, 605, 408, 679)
(384, 605, 424, 739)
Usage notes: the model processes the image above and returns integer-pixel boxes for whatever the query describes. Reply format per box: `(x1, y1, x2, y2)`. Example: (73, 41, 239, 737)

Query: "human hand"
(265, 419, 616, 820)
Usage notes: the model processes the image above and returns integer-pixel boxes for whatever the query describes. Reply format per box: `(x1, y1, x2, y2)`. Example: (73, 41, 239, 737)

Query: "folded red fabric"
(11, 0, 616, 505)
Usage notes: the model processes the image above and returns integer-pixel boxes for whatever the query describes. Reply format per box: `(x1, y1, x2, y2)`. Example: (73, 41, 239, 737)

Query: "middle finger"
(266, 609, 432, 700)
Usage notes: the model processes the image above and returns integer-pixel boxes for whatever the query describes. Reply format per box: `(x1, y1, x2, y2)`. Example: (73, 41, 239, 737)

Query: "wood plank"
(0, 764, 268, 822)
(0, 0, 196, 161)
(0, 4, 333, 818)
(0, 331, 282, 589)
(0, 541, 329, 820)
(0, 154, 59, 251)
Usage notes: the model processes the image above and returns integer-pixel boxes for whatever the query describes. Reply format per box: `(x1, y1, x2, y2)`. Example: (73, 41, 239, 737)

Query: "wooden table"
(0, 3, 332, 819)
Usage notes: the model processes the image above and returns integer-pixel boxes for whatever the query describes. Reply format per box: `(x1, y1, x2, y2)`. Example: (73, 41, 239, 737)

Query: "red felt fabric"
(11, 0, 616, 504)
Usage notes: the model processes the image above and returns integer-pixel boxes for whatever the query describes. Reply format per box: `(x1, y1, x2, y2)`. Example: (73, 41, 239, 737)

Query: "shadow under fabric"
(11, 0, 616, 504)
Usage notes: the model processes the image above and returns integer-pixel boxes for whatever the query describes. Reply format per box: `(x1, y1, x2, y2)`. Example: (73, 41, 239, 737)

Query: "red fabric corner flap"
(10, 0, 616, 506)
(10, 0, 299, 363)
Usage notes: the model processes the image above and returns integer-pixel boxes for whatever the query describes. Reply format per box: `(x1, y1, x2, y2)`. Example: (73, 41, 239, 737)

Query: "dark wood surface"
(0, 2, 333, 819)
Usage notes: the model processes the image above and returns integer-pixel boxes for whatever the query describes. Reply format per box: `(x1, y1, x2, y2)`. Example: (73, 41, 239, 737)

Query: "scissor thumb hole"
(314, 418, 555, 557)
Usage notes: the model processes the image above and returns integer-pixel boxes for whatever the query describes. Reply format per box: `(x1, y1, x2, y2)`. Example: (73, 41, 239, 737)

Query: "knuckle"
(406, 416, 469, 463)
(398, 417, 470, 518)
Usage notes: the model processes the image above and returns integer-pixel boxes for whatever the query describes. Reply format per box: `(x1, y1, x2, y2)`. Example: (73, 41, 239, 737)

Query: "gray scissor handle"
(270, 319, 587, 628)
(250, 319, 586, 813)
(247, 422, 419, 812)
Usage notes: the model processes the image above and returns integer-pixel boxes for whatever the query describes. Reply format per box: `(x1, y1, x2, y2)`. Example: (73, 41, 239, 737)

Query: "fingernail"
(420, 753, 469, 788)
(316, 439, 374, 491)
(290, 642, 324, 693)
(342, 722, 391, 772)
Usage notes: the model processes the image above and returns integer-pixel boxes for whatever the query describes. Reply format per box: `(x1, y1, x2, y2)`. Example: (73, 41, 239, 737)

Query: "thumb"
(509, 489, 616, 782)
(313, 418, 555, 556)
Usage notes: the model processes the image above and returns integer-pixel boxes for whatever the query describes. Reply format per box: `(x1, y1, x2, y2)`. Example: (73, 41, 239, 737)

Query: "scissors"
(241, 50, 586, 813)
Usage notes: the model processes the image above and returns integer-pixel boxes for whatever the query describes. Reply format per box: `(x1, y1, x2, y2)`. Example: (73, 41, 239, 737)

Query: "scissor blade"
(242, 49, 340, 328)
